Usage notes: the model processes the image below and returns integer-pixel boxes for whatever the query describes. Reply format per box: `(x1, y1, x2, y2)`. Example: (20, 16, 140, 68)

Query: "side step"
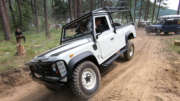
(102, 48, 127, 67)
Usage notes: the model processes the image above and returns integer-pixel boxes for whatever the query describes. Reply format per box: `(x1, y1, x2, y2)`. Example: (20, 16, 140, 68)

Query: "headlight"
(56, 61, 67, 77)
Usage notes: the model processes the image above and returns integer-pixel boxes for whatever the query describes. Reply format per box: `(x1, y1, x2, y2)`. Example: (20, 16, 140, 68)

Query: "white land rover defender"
(26, 7, 136, 99)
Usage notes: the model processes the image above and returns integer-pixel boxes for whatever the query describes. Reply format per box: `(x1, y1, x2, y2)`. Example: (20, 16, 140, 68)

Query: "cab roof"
(64, 6, 130, 28)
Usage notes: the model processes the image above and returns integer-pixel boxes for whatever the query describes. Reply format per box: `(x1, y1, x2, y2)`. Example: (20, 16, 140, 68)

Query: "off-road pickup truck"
(146, 15, 180, 35)
(26, 7, 136, 99)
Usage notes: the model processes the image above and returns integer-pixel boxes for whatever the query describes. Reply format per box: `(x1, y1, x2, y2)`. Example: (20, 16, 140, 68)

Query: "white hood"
(32, 39, 89, 62)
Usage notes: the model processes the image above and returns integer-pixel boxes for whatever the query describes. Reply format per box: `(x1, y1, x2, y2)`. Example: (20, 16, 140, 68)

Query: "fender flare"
(68, 51, 96, 72)
(125, 32, 135, 43)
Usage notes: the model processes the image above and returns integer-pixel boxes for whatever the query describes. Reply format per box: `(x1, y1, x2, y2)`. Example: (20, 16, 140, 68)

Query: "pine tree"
(43, 0, 50, 38)
(0, 0, 11, 40)
(152, 0, 157, 23)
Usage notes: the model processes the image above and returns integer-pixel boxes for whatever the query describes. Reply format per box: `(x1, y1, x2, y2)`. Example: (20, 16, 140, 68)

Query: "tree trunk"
(134, 0, 137, 22)
(74, 0, 78, 19)
(51, 0, 54, 8)
(151, 0, 157, 23)
(129, 0, 131, 12)
(70, 0, 74, 20)
(31, 0, 34, 15)
(16, 0, 22, 26)
(177, 0, 180, 14)
(0, 0, 11, 40)
(31, 0, 35, 26)
(90, 0, 94, 11)
(101, 0, 104, 8)
(156, 0, 162, 22)
(74, 0, 81, 19)
(144, 0, 150, 21)
(68, 0, 73, 20)
(34, 0, 39, 32)
(77, 0, 81, 18)
(8, 0, 16, 26)
(43, 0, 50, 38)
(138, 0, 144, 24)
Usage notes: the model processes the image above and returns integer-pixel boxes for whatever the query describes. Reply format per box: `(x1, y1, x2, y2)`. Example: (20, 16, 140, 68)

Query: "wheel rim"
(81, 68, 97, 90)
(129, 45, 134, 57)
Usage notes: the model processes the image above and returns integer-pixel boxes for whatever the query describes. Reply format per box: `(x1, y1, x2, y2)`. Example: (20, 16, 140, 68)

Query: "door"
(163, 20, 178, 32)
(94, 15, 116, 60)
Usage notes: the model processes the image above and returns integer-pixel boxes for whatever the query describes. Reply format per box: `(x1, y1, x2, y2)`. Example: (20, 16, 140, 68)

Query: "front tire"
(124, 41, 135, 61)
(71, 61, 101, 99)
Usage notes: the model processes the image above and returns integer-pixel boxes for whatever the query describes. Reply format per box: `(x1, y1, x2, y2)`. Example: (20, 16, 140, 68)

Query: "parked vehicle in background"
(146, 15, 180, 35)
(138, 20, 151, 28)
(26, 7, 136, 99)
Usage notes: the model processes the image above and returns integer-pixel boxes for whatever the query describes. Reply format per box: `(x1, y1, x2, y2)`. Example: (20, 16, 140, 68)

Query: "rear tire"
(124, 41, 135, 61)
(71, 61, 101, 99)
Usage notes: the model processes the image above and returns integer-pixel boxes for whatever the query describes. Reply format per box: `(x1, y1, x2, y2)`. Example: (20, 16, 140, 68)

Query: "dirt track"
(1, 29, 180, 101)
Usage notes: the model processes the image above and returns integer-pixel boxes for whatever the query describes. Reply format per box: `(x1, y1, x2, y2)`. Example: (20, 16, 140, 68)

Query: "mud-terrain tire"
(124, 41, 135, 61)
(71, 61, 101, 99)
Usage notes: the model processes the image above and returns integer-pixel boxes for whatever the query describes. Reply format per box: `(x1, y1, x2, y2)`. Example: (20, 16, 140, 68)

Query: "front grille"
(30, 62, 59, 77)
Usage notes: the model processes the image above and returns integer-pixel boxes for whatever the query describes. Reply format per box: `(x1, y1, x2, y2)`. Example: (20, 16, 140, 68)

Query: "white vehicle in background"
(138, 20, 151, 28)
(26, 7, 136, 99)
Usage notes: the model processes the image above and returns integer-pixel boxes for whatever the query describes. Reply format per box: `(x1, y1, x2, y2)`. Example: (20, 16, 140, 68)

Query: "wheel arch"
(125, 32, 135, 44)
(68, 51, 99, 73)
(126, 32, 135, 40)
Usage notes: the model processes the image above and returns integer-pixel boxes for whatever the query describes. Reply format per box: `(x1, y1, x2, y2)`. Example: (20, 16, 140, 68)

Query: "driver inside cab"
(95, 18, 106, 33)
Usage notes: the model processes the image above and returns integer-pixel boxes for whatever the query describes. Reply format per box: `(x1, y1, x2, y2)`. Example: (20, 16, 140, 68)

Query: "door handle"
(110, 37, 114, 40)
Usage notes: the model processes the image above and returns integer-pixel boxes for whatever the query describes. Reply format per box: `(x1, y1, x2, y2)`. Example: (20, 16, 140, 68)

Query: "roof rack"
(93, 7, 130, 14)
(64, 1, 131, 27)
(93, 0, 129, 13)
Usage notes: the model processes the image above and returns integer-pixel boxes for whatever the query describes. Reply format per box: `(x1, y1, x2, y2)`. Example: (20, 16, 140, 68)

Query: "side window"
(95, 16, 110, 33)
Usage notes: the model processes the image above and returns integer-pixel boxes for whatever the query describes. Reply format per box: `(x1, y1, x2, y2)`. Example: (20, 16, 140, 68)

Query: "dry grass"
(0, 30, 61, 72)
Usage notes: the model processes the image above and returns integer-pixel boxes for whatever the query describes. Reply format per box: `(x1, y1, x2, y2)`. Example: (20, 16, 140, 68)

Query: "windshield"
(62, 16, 92, 42)
(111, 11, 133, 27)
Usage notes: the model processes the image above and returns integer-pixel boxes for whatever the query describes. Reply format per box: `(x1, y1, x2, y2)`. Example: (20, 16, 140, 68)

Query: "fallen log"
(175, 40, 180, 46)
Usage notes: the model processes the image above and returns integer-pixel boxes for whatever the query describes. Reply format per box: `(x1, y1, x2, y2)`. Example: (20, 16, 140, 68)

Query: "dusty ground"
(0, 29, 180, 101)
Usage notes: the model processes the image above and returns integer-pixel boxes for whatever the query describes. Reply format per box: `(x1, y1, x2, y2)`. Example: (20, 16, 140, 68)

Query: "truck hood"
(30, 39, 89, 63)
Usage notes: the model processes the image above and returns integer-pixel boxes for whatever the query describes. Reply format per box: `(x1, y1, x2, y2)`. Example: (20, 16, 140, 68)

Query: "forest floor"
(0, 28, 180, 101)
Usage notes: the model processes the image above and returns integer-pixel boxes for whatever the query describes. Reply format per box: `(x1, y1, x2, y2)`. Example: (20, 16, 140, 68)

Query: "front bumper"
(31, 73, 67, 86)
(28, 62, 68, 85)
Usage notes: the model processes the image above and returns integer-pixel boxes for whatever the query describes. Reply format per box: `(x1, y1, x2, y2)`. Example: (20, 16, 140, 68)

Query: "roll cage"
(60, 6, 133, 44)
